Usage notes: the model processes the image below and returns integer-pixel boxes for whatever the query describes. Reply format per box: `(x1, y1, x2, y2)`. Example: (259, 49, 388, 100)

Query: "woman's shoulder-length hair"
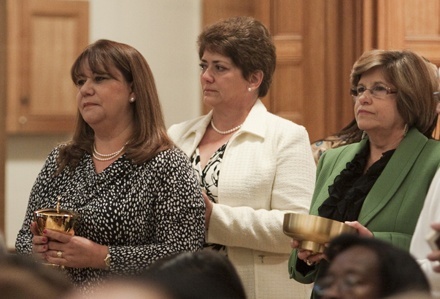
(350, 49, 439, 138)
(57, 39, 173, 173)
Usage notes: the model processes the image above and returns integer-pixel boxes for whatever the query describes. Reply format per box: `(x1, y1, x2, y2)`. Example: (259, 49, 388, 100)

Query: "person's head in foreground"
(141, 250, 247, 299)
(63, 277, 175, 299)
(0, 254, 73, 299)
(314, 234, 430, 299)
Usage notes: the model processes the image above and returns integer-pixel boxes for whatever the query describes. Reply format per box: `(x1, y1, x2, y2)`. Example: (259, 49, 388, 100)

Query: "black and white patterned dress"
(15, 146, 205, 290)
(191, 144, 227, 253)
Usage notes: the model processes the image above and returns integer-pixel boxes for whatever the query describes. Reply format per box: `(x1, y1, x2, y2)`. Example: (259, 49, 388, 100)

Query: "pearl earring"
(248, 87, 252, 92)
(129, 97, 135, 103)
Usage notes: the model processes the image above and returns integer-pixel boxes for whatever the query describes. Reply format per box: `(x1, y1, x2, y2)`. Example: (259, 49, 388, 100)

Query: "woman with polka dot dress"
(15, 39, 205, 291)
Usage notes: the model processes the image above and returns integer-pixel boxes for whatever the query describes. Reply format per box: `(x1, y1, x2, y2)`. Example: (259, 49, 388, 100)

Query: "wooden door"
(0, 0, 6, 234)
(5, 0, 89, 134)
(0, 0, 88, 240)
(202, 0, 362, 142)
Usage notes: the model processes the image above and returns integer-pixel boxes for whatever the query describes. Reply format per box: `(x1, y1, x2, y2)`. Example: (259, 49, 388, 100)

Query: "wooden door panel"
(0, 0, 6, 233)
(272, 0, 303, 35)
(377, 0, 406, 49)
(378, 0, 440, 61)
(404, 0, 440, 35)
(6, 0, 88, 134)
(28, 15, 78, 116)
(202, 0, 253, 27)
(268, 0, 304, 125)
(270, 63, 304, 124)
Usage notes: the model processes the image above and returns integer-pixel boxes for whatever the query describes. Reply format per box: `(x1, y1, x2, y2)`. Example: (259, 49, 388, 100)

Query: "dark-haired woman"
(16, 39, 205, 290)
(168, 16, 316, 299)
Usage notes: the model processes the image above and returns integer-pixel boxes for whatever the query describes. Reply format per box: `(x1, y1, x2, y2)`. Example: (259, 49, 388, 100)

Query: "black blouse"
(318, 143, 395, 222)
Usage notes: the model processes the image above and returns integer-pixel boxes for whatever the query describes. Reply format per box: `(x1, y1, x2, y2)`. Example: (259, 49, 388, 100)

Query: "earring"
(403, 124, 409, 137)
(362, 131, 367, 139)
(248, 87, 252, 92)
(129, 97, 135, 103)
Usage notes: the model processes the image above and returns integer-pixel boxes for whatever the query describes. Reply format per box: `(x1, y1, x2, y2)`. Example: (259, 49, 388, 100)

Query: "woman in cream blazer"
(169, 16, 316, 299)
(169, 99, 316, 299)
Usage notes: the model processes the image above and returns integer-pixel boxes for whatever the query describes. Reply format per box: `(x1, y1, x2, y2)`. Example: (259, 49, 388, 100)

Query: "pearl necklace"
(93, 144, 126, 161)
(210, 119, 243, 135)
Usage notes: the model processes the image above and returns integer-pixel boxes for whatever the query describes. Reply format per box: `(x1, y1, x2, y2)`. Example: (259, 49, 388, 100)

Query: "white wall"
(5, 0, 202, 248)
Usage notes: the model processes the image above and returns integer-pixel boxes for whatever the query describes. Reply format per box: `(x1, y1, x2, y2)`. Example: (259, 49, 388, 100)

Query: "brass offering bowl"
(283, 213, 357, 253)
(34, 208, 79, 235)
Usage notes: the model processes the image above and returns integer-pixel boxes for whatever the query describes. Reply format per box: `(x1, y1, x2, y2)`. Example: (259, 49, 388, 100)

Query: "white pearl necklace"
(210, 119, 243, 135)
(93, 144, 126, 161)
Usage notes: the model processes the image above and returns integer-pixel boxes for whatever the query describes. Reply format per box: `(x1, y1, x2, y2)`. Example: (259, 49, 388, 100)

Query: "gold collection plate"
(283, 213, 357, 253)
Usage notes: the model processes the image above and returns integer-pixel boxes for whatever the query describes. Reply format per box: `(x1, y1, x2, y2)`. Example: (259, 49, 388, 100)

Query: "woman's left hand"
(427, 223, 440, 273)
(202, 192, 213, 229)
(43, 229, 108, 269)
(344, 221, 373, 237)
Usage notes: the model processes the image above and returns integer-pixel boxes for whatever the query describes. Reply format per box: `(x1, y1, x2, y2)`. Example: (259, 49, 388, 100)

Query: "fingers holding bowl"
(283, 213, 357, 253)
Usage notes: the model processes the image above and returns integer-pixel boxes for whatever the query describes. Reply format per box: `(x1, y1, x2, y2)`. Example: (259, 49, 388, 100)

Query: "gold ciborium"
(33, 200, 79, 268)
(33, 208, 79, 236)
(283, 213, 357, 253)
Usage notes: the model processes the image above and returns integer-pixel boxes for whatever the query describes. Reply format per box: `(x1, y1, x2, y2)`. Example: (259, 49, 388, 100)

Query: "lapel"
(358, 128, 428, 224)
(237, 99, 267, 139)
(178, 111, 212, 156)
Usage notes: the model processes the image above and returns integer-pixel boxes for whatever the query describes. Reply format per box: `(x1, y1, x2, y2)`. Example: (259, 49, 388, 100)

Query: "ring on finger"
(57, 251, 63, 258)
(306, 259, 314, 266)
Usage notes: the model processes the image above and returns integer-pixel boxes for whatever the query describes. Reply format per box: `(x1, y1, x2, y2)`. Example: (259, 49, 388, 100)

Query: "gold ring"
(57, 251, 63, 258)
(306, 259, 314, 266)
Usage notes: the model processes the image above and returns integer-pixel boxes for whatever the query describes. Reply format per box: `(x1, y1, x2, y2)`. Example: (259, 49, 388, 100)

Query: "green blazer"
(288, 128, 440, 288)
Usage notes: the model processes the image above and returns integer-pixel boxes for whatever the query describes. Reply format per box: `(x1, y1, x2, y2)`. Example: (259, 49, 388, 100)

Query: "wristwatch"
(104, 253, 111, 270)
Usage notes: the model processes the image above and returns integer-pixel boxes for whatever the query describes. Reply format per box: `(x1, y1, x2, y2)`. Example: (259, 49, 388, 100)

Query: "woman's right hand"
(30, 221, 48, 260)
(427, 222, 440, 272)
(291, 238, 326, 266)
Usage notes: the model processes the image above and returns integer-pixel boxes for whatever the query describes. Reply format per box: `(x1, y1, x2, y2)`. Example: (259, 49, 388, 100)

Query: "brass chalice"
(33, 208, 79, 236)
(33, 205, 79, 268)
(283, 213, 357, 253)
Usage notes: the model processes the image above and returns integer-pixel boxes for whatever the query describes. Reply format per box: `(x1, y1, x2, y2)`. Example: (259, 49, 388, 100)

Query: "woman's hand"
(290, 238, 325, 266)
(42, 229, 108, 269)
(344, 221, 373, 237)
(202, 192, 213, 229)
(31, 221, 48, 261)
(427, 222, 440, 273)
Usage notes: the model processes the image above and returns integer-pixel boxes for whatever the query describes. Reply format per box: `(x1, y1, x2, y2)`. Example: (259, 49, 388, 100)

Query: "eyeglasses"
(313, 275, 365, 296)
(350, 84, 397, 99)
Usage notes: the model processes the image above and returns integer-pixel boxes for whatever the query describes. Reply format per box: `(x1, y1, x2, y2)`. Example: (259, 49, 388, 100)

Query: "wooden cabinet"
(3, 0, 89, 134)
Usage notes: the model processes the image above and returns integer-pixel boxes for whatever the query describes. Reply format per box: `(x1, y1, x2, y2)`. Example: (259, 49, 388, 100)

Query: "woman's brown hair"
(350, 49, 439, 138)
(198, 16, 276, 98)
(57, 39, 172, 173)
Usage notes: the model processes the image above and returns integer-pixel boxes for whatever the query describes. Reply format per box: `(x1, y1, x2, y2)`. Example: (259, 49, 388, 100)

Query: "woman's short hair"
(325, 234, 430, 298)
(350, 49, 439, 138)
(198, 16, 276, 98)
(58, 39, 172, 173)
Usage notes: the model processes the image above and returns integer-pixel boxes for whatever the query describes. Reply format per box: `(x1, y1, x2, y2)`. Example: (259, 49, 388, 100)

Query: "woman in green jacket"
(288, 49, 440, 298)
